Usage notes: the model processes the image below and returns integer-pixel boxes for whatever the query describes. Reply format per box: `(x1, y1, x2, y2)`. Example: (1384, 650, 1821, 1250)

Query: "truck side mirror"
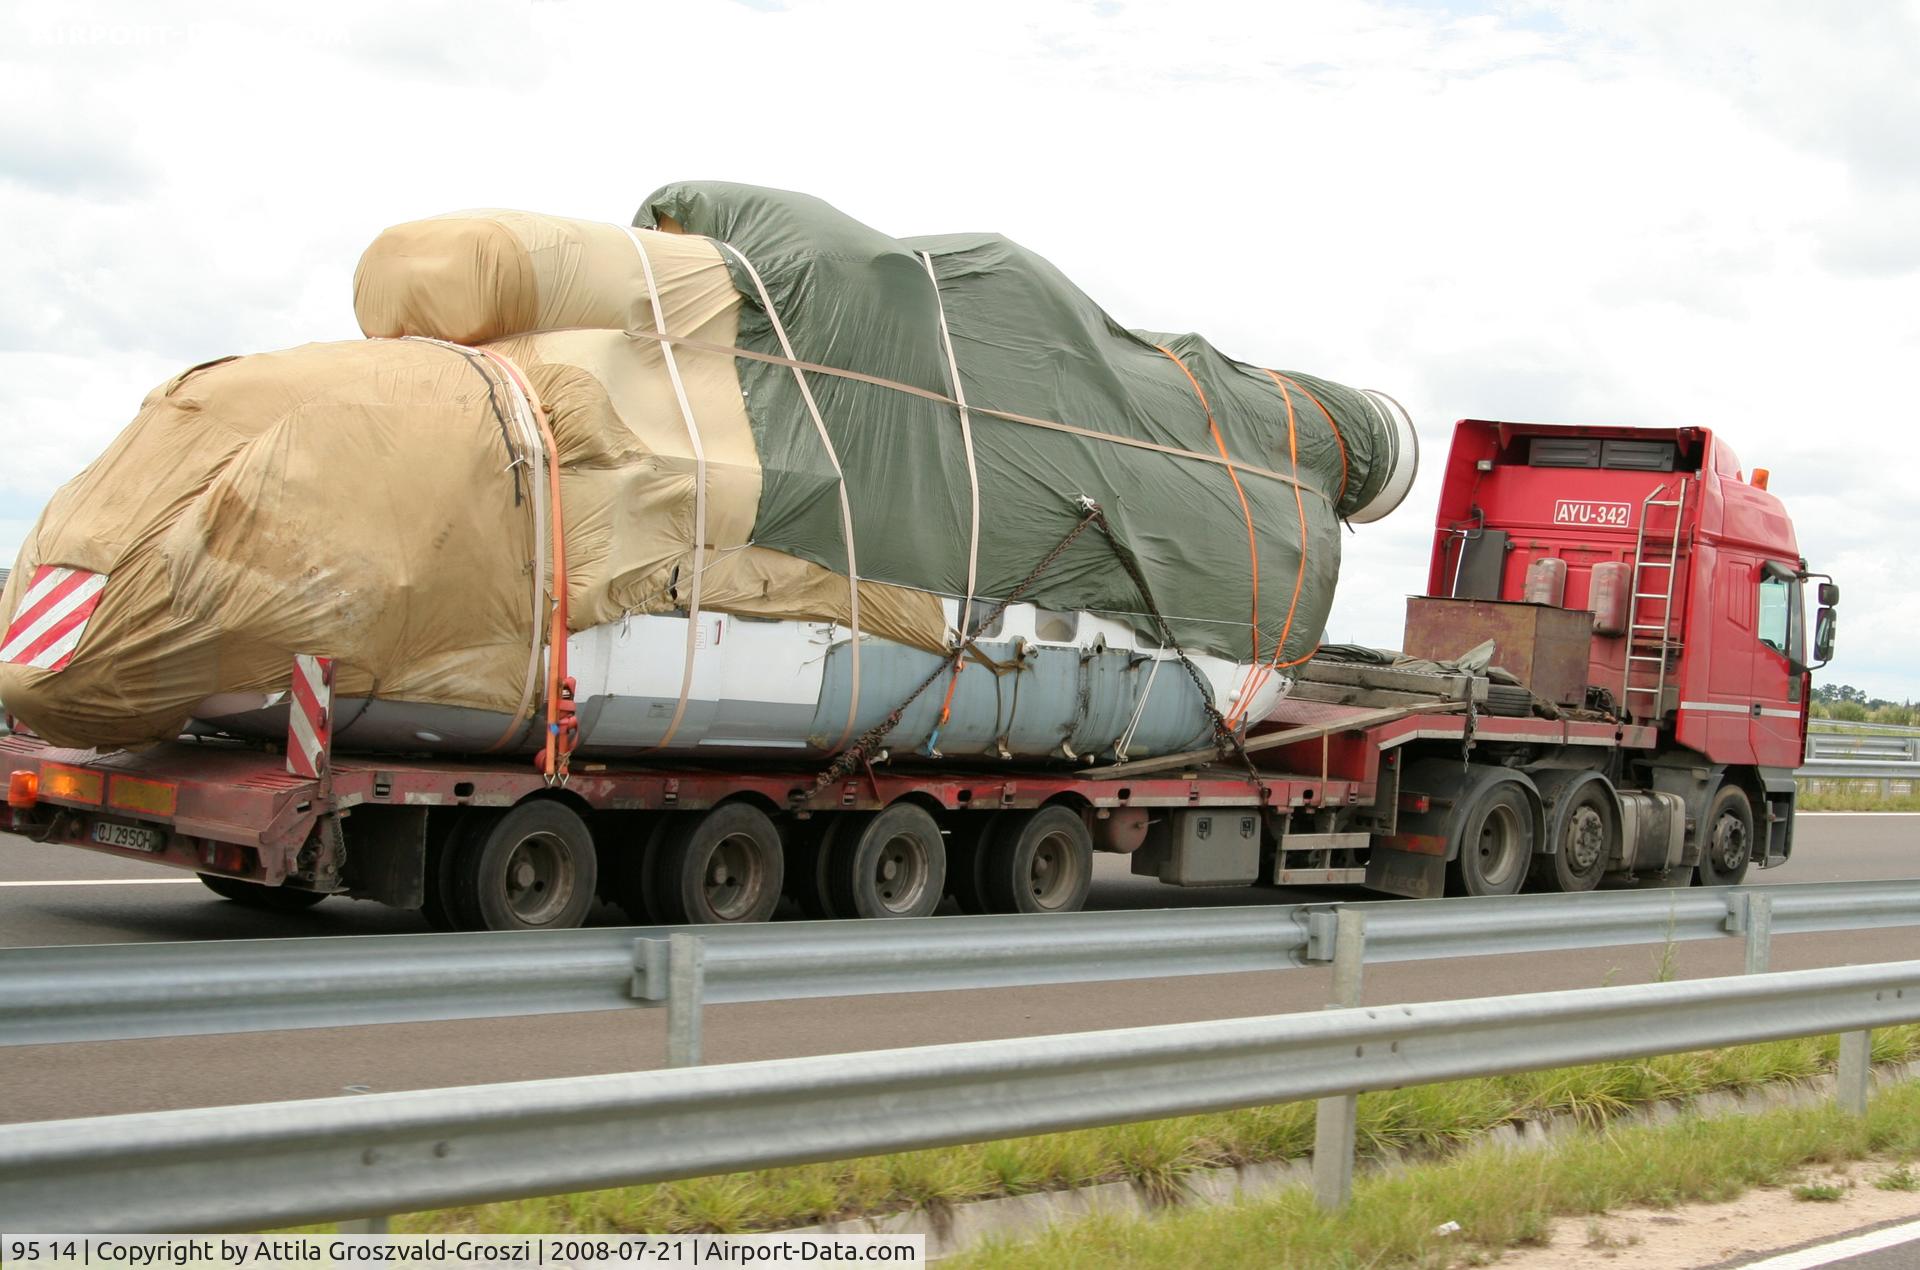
(1813, 607, 1837, 665)
(1818, 581, 1840, 607)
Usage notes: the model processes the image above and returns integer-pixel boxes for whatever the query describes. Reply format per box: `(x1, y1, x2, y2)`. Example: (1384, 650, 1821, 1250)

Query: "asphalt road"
(2, 813, 1916, 1124)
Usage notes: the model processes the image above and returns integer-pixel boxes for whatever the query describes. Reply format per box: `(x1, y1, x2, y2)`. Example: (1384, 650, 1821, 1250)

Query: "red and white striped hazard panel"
(0, 566, 107, 673)
(286, 654, 334, 779)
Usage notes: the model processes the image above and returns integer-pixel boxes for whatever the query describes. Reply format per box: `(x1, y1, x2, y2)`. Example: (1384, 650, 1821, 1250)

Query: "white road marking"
(0, 878, 200, 887)
(1736, 1217, 1920, 1269)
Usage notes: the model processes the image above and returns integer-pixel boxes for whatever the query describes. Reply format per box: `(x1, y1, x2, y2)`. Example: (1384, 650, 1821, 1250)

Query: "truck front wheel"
(1446, 781, 1534, 897)
(1697, 783, 1754, 887)
(198, 873, 327, 911)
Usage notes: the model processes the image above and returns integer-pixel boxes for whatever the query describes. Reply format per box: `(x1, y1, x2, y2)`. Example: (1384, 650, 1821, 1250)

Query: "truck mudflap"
(1, 732, 328, 887)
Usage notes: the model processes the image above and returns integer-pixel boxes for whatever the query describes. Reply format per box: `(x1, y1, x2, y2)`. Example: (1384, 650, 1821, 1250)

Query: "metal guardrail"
(4, 879, 1919, 1048)
(1802, 730, 1920, 780)
(1, 958, 1916, 1232)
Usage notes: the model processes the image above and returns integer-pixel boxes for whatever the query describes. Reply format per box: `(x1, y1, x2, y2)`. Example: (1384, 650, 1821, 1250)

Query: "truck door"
(1751, 564, 1806, 768)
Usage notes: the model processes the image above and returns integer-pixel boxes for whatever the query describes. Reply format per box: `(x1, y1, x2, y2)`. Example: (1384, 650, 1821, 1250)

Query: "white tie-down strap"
(625, 228, 711, 751)
(713, 238, 864, 750)
(918, 251, 984, 645)
(403, 336, 551, 752)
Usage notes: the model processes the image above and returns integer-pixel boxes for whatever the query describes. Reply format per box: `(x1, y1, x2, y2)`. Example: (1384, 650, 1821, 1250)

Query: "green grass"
(1876, 1165, 1920, 1192)
(392, 1025, 1920, 1237)
(1791, 1181, 1847, 1201)
(1798, 786, 1920, 812)
(951, 1077, 1920, 1269)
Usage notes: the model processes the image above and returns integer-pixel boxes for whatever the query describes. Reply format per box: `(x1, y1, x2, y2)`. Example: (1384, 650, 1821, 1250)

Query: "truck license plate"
(91, 821, 165, 853)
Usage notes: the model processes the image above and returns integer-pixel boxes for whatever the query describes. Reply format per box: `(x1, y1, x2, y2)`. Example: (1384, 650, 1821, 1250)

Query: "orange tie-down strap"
(1155, 344, 1260, 669)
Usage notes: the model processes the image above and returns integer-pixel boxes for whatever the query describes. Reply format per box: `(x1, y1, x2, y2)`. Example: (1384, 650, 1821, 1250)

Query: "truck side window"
(1757, 572, 1796, 659)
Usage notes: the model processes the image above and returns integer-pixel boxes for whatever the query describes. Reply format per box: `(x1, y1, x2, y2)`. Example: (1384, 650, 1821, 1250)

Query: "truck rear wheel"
(1526, 776, 1618, 894)
(449, 801, 598, 931)
(984, 806, 1093, 914)
(198, 873, 327, 911)
(1697, 783, 1754, 887)
(1445, 781, 1534, 897)
(652, 803, 785, 924)
(825, 803, 947, 919)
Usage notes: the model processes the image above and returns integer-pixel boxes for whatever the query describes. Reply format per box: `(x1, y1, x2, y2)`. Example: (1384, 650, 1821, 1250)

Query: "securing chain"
(797, 498, 1269, 804)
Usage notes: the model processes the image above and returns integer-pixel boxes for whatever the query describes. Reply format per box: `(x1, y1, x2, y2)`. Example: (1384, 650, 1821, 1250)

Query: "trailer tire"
(781, 814, 836, 920)
(825, 803, 947, 919)
(1696, 782, 1754, 887)
(984, 806, 1093, 914)
(945, 812, 1002, 915)
(450, 802, 598, 931)
(1526, 774, 1618, 894)
(652, 803, 785, 925)
(197, 873, 328, 911)
(1445, 780, 1534, 897)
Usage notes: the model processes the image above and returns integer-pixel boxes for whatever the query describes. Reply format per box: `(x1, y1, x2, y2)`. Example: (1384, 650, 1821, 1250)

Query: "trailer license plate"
(91, 821, 165, 853)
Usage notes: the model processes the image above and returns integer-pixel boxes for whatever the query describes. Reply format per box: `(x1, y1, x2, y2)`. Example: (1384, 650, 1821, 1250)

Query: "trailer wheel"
(652, 803, 785, 924)
(450, 801, 598, 931)
(197, 873, 327, 911)
(984, 806, 1093, 914)
(1526, 776, 1618, 894)
(1696, 783, 1754, 887)
(945, 812, 1002, 915)
(1445, 780, 1534, 897)
(825, 803, 947, 919)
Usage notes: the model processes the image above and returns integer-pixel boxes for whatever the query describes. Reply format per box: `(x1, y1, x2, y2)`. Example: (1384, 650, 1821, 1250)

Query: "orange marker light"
(1752, 468, 1770, 490)
(7, 770, 39, 809)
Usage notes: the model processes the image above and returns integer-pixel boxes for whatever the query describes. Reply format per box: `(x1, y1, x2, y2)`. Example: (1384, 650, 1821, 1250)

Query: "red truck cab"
(1424, 419, 1834, 870)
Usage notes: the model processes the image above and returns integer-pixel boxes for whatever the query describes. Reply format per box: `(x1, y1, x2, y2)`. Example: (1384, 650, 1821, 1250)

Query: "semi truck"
(2, 418, 1835, 929)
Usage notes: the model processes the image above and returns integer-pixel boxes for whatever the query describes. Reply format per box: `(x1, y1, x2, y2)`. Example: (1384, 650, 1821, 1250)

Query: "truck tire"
(984, 806, 1094, 914)
(198, 873, 327, 911)
(1696, 782, 1754, 887)
(945, 812, 1002, 915)
(449, 801, 598, 931)
(825, 803, 947, 919)
(1445, 780, 1534, 897)
(652, 803, 785, 924)
(1526, 775, 1618, 894)
(780, 814, 836, 920)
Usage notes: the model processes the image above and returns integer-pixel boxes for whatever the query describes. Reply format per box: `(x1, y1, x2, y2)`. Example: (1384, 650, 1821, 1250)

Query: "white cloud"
(2, 0, 1915, 699)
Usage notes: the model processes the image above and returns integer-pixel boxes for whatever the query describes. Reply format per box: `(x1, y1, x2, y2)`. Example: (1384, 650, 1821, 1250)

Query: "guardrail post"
(1313, 909, 1366, 1210)
(1744, 894, 1773, 975)
(1836, 1029, 1872, 1116)
(667, 933, 705, 1068)
(337, 1217, 389, 1234)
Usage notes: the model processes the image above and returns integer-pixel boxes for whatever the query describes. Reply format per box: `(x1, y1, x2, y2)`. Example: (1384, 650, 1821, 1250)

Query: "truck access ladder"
(1620, 478, 1688, 723)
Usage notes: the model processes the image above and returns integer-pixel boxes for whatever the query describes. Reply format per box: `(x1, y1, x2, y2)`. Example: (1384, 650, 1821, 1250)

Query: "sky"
(2, 0, 1916, 700)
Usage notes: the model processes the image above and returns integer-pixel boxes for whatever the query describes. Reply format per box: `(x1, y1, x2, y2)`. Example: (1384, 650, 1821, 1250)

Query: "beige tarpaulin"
(0, 212, 943, 749)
